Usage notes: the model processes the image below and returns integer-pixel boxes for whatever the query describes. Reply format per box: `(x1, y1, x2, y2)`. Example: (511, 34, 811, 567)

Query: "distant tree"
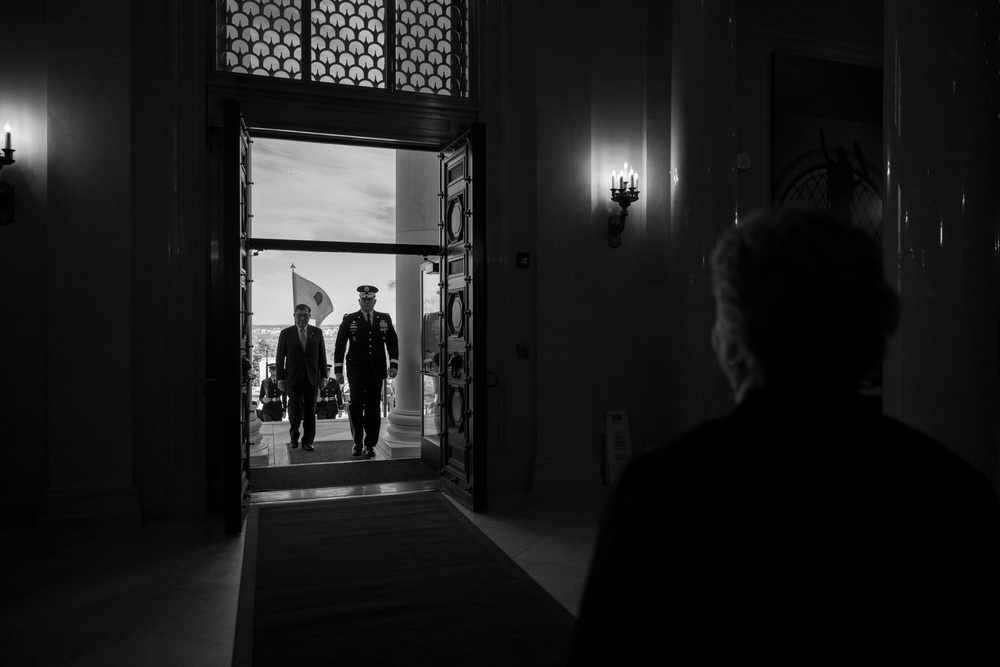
(250, 349, 263, 386)
(252, 338, 273, 387)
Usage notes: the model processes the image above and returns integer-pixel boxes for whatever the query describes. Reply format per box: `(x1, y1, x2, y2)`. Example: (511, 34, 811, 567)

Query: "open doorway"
(211, 106, 486, 527)
(246, 136, 441, 493)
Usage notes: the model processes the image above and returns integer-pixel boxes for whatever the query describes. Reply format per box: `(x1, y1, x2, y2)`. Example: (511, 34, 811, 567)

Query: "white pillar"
(381, 149, 439, 458)
(381, 253, 424, 458)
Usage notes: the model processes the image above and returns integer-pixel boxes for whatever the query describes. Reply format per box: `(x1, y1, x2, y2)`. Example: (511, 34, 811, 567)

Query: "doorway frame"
(208, 105, 487, 531)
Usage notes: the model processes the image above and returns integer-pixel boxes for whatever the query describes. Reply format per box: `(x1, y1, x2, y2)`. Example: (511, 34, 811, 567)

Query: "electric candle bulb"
(3, 123, 10, 151)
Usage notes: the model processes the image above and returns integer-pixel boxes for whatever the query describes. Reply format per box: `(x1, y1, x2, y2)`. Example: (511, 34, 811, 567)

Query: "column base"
(380, 408, 422, 459)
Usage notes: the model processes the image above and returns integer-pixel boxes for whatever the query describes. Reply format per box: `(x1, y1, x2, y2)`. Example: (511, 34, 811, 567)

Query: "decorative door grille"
(779, 166, 884, 246)
(217, 0, 469, 97)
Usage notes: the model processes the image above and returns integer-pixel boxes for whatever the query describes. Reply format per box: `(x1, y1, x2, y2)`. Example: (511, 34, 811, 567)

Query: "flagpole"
(290, 263, 296, 316)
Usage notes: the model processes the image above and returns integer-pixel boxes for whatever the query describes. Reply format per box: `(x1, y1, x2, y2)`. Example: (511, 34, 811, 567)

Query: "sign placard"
(604, 411, 633, 485)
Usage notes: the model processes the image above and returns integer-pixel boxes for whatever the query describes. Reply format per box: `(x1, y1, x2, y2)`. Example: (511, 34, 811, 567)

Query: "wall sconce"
(608, 163, 639, 248)
(0, 123, 16, 226)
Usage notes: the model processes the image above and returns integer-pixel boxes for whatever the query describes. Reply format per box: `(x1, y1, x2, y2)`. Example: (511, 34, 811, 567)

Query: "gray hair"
(710, 207, 900, 387)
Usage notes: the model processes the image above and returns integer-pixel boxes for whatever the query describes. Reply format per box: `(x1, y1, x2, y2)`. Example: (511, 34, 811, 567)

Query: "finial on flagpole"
(291, 263, 296, 271)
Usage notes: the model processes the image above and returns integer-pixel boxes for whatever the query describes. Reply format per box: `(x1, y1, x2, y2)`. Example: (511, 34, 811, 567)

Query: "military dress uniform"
(315, 368, 344, 420)
(259, 374, 286, 422)
(334, 286, 399, 454)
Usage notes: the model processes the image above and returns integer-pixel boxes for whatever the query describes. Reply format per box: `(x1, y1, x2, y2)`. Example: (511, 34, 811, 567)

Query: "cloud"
(252, 139, 396, 243)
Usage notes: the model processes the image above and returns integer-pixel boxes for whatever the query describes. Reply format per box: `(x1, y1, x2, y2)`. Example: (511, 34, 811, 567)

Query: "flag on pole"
(292, 268, 334, 326)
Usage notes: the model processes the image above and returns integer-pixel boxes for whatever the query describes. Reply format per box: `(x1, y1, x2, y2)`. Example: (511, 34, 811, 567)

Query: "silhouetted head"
(709, 206, 900, 400)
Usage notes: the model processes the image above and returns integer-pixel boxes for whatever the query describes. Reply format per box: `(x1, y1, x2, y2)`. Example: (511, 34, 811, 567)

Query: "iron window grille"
(217, 0, 469, 97)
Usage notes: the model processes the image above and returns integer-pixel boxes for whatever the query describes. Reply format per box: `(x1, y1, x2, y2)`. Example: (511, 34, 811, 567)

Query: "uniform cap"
(357, 285, 379, 298)
(267, 363, 276, 368)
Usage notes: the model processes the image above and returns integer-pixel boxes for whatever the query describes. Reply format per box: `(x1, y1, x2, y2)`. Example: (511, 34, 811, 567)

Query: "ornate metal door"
(212, 99, 253, 534)
(438, 125, 486, 512)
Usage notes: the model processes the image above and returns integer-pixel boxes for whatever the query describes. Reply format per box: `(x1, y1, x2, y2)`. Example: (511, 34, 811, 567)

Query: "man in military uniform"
(258, 362, 285, 422)
(334, 285, 399, 457)
(315, 364, 344, 420)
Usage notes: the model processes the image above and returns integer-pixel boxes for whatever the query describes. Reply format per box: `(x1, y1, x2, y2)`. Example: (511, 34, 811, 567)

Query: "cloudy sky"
(251, 138, 398, 324)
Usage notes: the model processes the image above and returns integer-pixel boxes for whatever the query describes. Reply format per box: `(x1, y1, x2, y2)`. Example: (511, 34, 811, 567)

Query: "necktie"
(299, 327, 307, 350)
(366, 314, 372, 325)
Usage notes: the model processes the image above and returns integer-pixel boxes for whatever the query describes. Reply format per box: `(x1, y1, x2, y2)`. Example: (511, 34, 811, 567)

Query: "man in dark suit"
(275, 303, 329, 451)
(334, 285, 398, 457)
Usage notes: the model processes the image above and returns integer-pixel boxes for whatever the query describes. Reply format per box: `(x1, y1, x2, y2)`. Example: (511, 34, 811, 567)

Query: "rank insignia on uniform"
(379, 320, 389, 332)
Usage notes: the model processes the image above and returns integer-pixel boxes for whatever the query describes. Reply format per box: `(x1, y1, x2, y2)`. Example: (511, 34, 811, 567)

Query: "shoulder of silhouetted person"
(569, 387, 1000, 663)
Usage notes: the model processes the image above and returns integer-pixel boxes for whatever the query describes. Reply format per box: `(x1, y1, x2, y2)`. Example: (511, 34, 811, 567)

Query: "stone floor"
(0, 485, 609, 665)
(251, 416, 392, 467)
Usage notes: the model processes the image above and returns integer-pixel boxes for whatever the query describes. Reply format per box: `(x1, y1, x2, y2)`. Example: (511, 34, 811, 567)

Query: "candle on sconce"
(3, 123, 10, 151)
(611, 170, 616, 190)
(630, 170, 635, 189)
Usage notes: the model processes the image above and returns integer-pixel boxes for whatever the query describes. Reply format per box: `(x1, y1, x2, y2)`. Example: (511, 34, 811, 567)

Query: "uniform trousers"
(261, 402, 283, 422)
(315, 401, 340, 420)
(285, 382, 318, 445)
(347, 367, 383, 447)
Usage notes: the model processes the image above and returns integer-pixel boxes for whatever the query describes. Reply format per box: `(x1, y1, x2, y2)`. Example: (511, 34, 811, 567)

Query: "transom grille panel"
(219, 0, 303, 78)
(311, 0, 386, 86)
(395, 1, 466, 95)
(218, 0, 468, 97)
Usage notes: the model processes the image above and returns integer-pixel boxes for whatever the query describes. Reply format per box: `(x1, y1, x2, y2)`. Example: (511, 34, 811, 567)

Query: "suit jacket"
(333, 310, 399, 380)
(569, 386, 1000, 663)
(275, 324, 328, 387)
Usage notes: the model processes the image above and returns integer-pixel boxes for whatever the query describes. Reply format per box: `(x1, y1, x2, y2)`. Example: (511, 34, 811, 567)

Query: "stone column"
(381, 150, 439, 458)
(665, 0, 740, 434)
(883, 0, 1000, 482)
(36, 1, 141, 526)
(381, 253, 424, 458)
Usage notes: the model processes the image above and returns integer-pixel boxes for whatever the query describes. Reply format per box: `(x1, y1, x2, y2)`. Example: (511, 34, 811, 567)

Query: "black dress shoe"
(351, 445, 363, 456)
(302, 442, 314, 451)
(363, 446, 375, 458)
(290, 441, 299, 449)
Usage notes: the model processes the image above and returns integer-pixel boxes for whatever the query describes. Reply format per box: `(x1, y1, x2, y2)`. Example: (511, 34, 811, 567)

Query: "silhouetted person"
(569, 207, 1000, 664)
(275, 303, 329, 451)
(820, 127, 869, 221)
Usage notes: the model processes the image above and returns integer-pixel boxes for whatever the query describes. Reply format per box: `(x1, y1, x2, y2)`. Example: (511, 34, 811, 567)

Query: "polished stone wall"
(1, 1, 50, 525)
(883, 0, 1000, 482)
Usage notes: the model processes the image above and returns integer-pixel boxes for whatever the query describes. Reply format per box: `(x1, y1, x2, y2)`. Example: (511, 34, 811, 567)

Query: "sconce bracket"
(0, 181, 14, 226)
(608, 188, 639, 249)
(0, 148, 14, 172)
